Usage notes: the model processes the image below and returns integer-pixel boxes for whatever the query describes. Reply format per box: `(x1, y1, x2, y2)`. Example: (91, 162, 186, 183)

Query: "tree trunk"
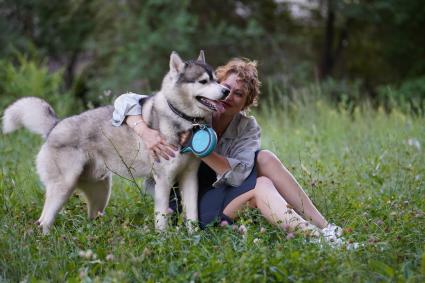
(64, 50, 79, 90)
(319, 0, 335, 80)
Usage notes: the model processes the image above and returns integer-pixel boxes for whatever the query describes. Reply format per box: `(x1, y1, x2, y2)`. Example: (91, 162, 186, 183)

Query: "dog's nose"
(221, 87, 230, 100)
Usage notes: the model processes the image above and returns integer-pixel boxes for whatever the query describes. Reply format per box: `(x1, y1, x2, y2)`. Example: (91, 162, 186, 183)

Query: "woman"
(112, 58, 343, 244)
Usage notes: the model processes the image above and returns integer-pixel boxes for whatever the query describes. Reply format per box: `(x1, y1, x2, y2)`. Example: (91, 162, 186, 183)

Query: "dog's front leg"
(154, 179, 172, 231)
(179, 165, 199, 233)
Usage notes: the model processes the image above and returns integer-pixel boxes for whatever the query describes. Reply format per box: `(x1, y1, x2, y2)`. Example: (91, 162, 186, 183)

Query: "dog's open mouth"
(196, 96, 223, 112)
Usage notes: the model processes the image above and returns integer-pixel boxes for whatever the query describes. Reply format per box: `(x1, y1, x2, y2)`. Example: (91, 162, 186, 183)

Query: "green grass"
(1, 100, 424, 282)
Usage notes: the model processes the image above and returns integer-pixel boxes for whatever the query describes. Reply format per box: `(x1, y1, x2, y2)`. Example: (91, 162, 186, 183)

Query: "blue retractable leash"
(180, 124, 217, 158)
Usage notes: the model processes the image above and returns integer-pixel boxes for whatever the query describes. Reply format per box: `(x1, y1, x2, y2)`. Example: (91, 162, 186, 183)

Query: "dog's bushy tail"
(2, 97, 59, 139)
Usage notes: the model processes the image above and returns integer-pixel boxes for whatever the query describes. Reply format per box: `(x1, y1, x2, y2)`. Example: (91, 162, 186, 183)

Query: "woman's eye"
(198, 79, 208, 84)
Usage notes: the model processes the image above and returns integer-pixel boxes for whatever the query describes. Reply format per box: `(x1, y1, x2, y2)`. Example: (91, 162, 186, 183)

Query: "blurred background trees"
(1, 0, 424, 114)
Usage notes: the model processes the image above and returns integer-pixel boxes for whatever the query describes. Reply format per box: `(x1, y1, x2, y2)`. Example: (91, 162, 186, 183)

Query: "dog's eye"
(198, 79, 208, 84)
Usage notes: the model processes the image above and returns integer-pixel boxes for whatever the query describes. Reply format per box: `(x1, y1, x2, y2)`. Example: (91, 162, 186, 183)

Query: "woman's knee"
(255, 176, 274, 192)
(256, 176, 273, 187)
(257, 150, 278, 168)
(252, 176, 281, 206)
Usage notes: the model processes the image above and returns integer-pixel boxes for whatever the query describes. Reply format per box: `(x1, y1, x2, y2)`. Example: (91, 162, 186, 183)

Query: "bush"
(0, 54, 81, 117)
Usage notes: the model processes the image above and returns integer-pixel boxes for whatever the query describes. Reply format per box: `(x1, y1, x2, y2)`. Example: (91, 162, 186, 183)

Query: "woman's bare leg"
(256, 150, 328, 229)
(223, 177, 319, 235)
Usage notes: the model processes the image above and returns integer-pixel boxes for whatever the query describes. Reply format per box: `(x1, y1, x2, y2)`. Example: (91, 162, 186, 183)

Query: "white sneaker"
(310, 224, 361, 250)
(321, 223, 343, 241)
(309, 235, 360, 250)
(309, 234, 343, 248)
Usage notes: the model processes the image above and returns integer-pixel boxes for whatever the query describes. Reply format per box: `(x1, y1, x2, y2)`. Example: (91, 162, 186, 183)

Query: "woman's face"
(219, 73, 248, 115)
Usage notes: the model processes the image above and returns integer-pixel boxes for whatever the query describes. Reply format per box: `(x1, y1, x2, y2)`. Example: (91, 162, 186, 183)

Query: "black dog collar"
(167, 100, 205, 124)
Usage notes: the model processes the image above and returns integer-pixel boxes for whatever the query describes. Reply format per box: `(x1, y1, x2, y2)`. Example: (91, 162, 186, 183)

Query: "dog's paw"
(186, 220, 199, 234)
(154, 213, 169, 232)
(35, 218, 51, 235)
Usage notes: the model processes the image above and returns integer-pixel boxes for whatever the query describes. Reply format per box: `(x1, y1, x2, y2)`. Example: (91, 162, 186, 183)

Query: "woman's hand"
(126, 116, 177, 162)
(179, 131, 191, 146)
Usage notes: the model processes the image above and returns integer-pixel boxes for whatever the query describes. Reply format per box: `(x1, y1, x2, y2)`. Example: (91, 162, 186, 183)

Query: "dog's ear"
(170, 51, 184, 73)
(197, 50, 206, 63)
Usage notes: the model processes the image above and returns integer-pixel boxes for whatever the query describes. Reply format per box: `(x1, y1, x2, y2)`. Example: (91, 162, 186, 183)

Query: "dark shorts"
(170, 151, 259, 229)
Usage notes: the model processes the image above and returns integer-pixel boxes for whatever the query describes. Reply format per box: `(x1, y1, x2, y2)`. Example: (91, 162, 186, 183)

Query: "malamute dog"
(2, 51, 229, 234)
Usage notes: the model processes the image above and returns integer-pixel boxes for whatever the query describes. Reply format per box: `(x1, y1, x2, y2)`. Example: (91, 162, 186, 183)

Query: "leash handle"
(180, 125, 217, 158)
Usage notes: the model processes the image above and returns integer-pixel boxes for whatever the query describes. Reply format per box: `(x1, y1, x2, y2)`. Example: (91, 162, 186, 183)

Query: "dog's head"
(161, 51, 229, 118)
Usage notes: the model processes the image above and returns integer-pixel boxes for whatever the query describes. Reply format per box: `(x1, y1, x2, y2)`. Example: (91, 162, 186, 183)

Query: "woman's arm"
(201, 152, 231, 175)
(112, 93, 177, 161)
(205, 116, 261, 187)
(125, 115, 177, 161)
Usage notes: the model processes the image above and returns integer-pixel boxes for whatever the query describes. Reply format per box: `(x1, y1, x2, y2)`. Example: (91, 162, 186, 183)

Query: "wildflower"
(220, 220, 229, 227)
(286, 232, 295, 239)
(79, 269, 87, 279)
(79, 249, 94, 259)
(106, 254, 114, 261)
(253, 238, 260, 244)
(238, 224, 247, 235)
(407, 138, 421, 150)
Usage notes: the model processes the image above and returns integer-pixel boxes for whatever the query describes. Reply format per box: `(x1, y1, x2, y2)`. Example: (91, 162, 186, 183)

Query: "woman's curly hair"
(215, 58, 261, 111)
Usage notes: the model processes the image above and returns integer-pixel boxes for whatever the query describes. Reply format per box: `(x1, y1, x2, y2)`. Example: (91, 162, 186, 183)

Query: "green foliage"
(83, 0, 275, 104)
(0, 54, 81, 116)
(378, 76, 425, 115)
(1, 0, 425, 109)
(317, 78, 363, 111)
(84, 0, 198, 99)
(1, 97, 424, 281)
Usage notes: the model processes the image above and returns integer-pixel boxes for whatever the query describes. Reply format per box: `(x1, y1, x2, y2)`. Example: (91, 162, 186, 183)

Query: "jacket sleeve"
(111, 92, 147, 126)
(213, 118, 261, 187)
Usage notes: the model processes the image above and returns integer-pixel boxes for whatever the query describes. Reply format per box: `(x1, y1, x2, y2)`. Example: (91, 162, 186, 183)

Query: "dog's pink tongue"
(215, 101, 225, 113)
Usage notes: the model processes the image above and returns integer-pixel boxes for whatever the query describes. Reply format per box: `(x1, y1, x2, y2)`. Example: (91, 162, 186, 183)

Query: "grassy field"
(1, 99, 424, 282)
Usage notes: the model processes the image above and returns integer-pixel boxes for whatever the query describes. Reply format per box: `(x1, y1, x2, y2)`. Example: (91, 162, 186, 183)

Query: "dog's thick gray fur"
(2, 51, 228, 234)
